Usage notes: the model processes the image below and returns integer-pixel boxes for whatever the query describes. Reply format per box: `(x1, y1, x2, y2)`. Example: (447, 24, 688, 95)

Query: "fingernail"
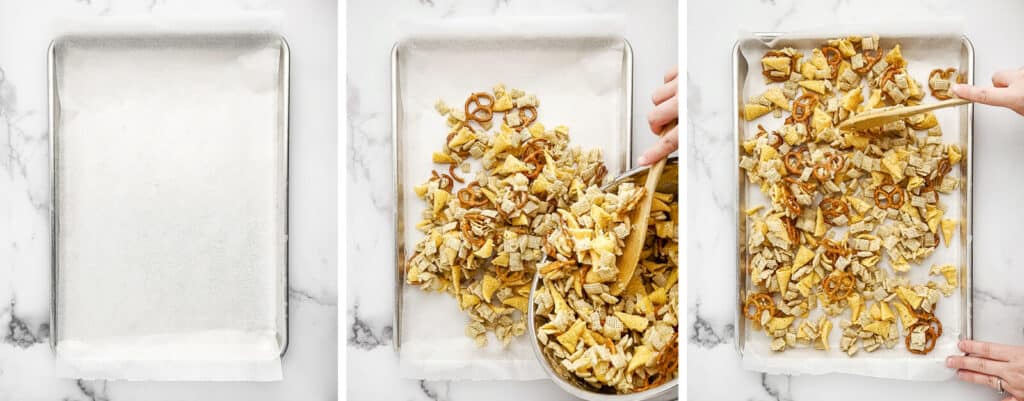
(638, 156, 650, 166)
(951, 83, 965, 94)
(959, 340, 967, 350)
(946, 357, 954, 367)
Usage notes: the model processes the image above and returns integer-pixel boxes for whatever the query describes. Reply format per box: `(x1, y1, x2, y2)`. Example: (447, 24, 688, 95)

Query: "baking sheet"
(50, 32, 289, 381)
(733, 31, 973, 380)
(393, 24, 633, 380)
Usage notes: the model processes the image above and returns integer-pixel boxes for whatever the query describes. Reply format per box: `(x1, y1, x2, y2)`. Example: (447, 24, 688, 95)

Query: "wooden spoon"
(610, 120, 677, 296)
(837, 98, 971, 131)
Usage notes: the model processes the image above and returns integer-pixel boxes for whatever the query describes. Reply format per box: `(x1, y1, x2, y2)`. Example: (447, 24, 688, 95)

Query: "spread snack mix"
(740, 35, 962, 356)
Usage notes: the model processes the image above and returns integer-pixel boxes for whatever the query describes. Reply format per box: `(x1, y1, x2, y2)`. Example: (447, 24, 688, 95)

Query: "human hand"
(638, 66, 679, 166)
(947, 340, 1024, 399)
(952, 68, 1024, 116)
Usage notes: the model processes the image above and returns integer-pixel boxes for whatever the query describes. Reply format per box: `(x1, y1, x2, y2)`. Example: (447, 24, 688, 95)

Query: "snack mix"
(405, 85, 678, 393)
(740, 35, 962, 356)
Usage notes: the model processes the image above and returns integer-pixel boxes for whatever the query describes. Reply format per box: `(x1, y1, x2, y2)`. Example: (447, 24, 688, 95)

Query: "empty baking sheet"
(50, 33, 289, 381)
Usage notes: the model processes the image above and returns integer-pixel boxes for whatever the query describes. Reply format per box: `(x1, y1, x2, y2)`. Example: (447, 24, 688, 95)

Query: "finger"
(948, 355, 1009, 376)
(637, 126, 678, 166)
(991, 69, 1021, 88)
(647, 95, 679, 134)
(652, 78, 678, 105)
(664, 66, 679, 83)
(960, 340, 1017, 361)
(956, 369, 1002, 390)
(1000, 397, 1017, 401)
(952, 84, 1020, 107)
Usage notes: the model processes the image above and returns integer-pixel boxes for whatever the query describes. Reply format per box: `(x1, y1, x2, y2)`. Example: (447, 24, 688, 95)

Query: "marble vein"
(686, 73, 730, 212)
(767, 1, 799, 31)
(3, 298, 47, 347)
(345, 78, 391, 212)
(347, 303, 393, 350)
(74, 0, 113, 16)
(419, 380, 450, 401)
(687, 113, 731, 212)
(289, 287, 338, 307)
(0, 73, 27, 178)
(974, 288, 1024, 308)
(689, 301, 734, 348)
(829, 0, 849, 14)
(72, 380, 109, 401)
(1, 69, 49, 218)
(755, 373, 791, 401)
(489, 0, 509, 15)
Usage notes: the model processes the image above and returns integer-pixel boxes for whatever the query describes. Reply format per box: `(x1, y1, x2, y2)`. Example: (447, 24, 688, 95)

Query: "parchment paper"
(53, 16, 287, 381)
(737, 22, 969, 381)
(396, 16, 629, 381)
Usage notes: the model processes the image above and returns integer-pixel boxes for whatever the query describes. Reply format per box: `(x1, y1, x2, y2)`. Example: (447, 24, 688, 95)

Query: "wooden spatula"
(610, 120, 677, 296)
(837, 98, 971, 131)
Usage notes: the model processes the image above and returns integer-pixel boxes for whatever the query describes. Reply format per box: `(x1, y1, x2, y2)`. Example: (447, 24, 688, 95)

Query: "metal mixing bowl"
(527, 157, 679, 401)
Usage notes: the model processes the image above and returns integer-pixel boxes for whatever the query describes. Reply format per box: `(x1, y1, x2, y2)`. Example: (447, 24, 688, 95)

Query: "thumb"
(952, 83, 1017, 107)
(637, 126, 678, 166)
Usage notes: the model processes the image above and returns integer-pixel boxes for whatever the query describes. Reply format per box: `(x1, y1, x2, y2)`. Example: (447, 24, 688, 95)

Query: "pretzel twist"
(853, 47, 882, 74)
(873, 181, 906, 209)
(457, 181, 489, 208)
(465, 92, 495, 122)
(792, 93, 819, 122)
(744, 293, 776, 320)
(820, 197, 849, 225)
(822, 271, 855, 302)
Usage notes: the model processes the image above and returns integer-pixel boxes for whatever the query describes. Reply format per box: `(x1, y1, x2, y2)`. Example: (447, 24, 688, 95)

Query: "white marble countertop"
(0, 0, 337, 399)
(345, 0, 677, 399)
(688, 0, 1024, 399)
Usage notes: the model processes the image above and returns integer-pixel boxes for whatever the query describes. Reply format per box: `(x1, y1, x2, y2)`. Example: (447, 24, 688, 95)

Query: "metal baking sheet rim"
(47, 34, 292, 357)
(391, 38, 635, 351)
(731, 33, 974, 362)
